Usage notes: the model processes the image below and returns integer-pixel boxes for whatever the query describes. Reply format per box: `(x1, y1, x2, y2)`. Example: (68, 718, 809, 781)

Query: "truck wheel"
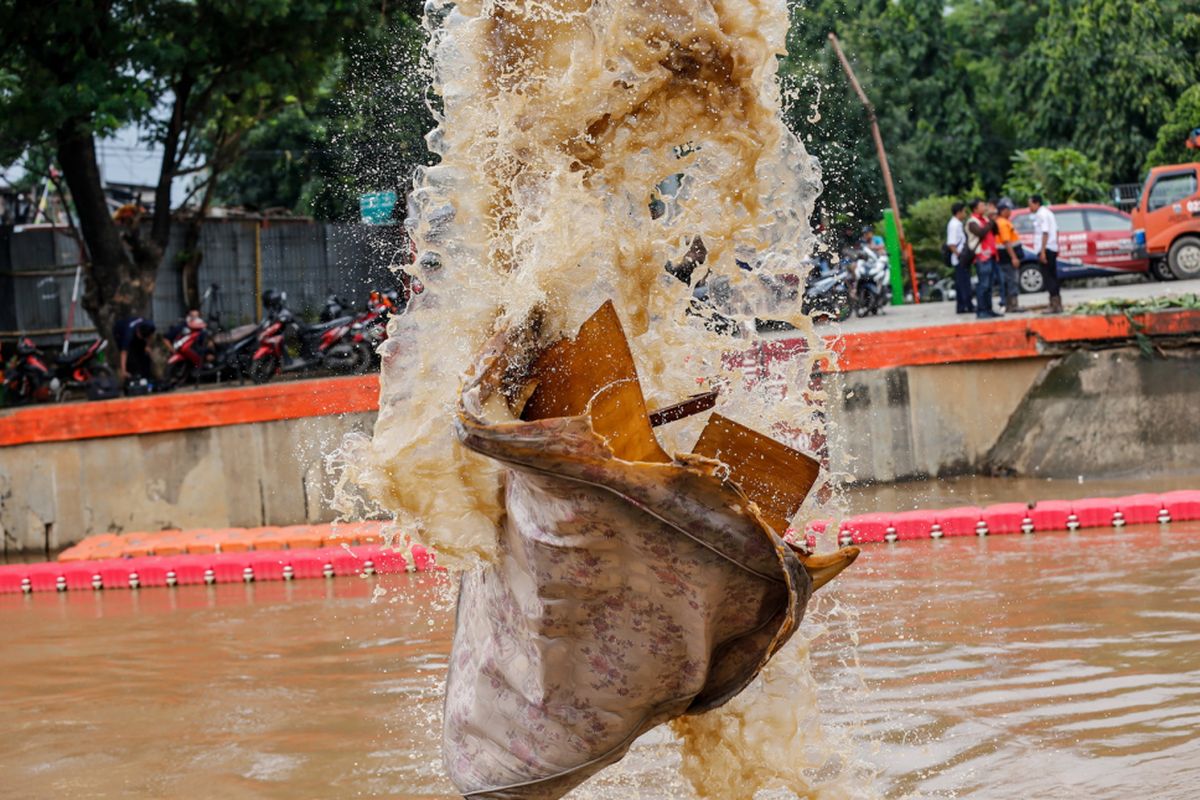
(1167, 236, 1200, 280)
(1018, 264, 1044, 294)
(1149, 258, 1175, 281)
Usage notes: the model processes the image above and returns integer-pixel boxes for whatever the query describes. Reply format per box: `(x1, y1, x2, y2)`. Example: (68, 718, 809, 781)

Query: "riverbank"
(3, 304, 1198, 554)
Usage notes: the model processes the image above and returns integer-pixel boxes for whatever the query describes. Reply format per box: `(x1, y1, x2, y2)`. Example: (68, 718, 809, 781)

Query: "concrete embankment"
(827, 347, 1200, 483)
(1, 377, 378, 556)
(3, 310, 1199, 554)
(0, 411, 374, 556)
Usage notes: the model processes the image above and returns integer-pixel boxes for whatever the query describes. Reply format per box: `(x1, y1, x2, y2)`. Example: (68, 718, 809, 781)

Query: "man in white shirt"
(945, 201, 973, 314)
(1029, 194, 1061, 314)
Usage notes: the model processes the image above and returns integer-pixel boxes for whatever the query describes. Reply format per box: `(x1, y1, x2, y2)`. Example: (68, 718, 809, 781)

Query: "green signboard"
(359, 191, 398, 226)
(881, 209, 905, 305)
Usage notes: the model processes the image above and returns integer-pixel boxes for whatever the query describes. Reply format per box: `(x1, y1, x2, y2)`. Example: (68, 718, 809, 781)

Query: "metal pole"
(827, 32, 920, 303)
(63, 264, 82, 354)
(254, 220, 263, 321)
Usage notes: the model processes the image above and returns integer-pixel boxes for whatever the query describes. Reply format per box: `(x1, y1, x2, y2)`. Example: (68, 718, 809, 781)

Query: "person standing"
(994, 198, 1024, 312)
(966, 199, 999, 319)
(945, 202, 973, 314)
(1029, 195, 1061, 314)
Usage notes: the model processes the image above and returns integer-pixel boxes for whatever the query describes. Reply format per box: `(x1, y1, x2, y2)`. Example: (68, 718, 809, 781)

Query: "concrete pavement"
(823, 276, 1199, 335)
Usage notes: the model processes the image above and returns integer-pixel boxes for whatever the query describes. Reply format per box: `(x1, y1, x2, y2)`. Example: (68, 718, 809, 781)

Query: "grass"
(1071, 293, 1200, 358)
(1071, 293, 1200, 316)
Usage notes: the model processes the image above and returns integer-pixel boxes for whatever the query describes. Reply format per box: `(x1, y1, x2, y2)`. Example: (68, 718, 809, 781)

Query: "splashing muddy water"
(343, 0, 826, 560)
(338, 0, 868, 797)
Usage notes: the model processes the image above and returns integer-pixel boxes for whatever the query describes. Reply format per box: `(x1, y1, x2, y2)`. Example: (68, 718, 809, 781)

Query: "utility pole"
(827, 32, 919, 304)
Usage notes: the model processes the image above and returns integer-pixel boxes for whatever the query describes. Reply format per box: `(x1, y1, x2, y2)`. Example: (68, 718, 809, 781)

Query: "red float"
(171, 561, 208, 586)
(0, 567, 26, 594)
(982, 502, 1030, 535)
(932, 506, 984, 537)
(98, 562, 136, 590)
(1160, 490, 1200, 522)
(247, 552, 288, 581)
(127, 557, 170, 588)
(370, 549, 409, 574)
(62, 562, 100, 590)
(317, 546, 368, 577)
(411, 544, 437, 571)
(889, 509, 937, 540)
(210, 554, 251, 583)
(1028, 500, 1073, 532)
(1072, 497, 1118, 528)
(1114, 494, 1164, 525)
(838, 513, 890, 544)
(286, 552, 326, 580)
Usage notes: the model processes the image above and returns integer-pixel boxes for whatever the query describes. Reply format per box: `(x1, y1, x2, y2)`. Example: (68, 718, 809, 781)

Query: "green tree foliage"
(782, 1, 883, 231)
(1014, 0, 1200, 183)
(0, 0, 374, 341)
(781, 0, 1197, 239)
(1003, 148, 1107, 204)
(905, 194, 958, 275)
(1145, 85, 1200, 171)
(218, 7, 435, 220)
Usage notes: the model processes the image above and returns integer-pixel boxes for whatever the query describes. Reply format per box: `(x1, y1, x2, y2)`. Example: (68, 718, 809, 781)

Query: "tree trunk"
(56, 123, 162, 368)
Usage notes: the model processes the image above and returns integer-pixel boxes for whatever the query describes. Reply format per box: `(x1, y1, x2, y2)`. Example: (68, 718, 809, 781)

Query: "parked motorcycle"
(163, 284, 259, 387)
(918, 271, 955, 303)
(348, 277, 425, 364)
(248, 292, 368, 384)
(165, 317, 262, 387)
(852, 246, 891, 317)
(51, 338, 116, 401)
(801, 258, 852, 322)
(4, 337, 52, 404)
(319, 293, 352, 323)
(3, 336, 114, 403)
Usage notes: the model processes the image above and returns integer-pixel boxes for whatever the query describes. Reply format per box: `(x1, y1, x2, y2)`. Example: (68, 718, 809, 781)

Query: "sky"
(4, 125, 190, 207)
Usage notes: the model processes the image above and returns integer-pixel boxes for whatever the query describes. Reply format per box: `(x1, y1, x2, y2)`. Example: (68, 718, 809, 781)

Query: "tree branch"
(151, 73, 193, 249)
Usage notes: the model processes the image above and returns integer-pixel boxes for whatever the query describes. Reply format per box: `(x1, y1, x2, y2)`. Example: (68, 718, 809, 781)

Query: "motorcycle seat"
(306, 316, 353, 334)
(56, 342, 98, 365)
(212, 323, 259, 346)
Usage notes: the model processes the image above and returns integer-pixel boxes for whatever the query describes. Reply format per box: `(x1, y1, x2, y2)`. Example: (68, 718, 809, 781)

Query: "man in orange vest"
(994, 198, 1025, 313)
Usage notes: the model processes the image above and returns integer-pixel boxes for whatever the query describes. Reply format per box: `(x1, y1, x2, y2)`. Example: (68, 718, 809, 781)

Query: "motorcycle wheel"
(855, 286, 871, 318)
(62, 365, 115, 402)
(250, 355, 279, 384)
(351, 342, 375, 374)
(834, 291, 852, 322)
(165, 360, 192, 389)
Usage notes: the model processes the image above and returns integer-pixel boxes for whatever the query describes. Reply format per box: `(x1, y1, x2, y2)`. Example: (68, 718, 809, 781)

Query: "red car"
(1010, 203, 1150, 293)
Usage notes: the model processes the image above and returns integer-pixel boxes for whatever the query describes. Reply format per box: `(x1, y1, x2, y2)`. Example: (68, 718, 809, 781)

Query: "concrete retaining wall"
(986, 349, 1200, 479)
(0, 412, 374, 556)
(827, 357, 1052, 483)
(826, 347, 1200, 484)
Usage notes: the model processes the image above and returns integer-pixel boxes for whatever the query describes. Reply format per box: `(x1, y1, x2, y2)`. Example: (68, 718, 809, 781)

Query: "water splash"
(338, 0, 874, 796)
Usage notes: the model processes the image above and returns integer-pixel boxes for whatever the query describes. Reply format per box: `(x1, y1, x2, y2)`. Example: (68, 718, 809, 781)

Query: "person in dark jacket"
(114, 317, 156, 382)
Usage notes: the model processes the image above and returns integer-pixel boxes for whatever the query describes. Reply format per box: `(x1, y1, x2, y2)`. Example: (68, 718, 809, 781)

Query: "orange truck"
(1130, 162, 1200, 280)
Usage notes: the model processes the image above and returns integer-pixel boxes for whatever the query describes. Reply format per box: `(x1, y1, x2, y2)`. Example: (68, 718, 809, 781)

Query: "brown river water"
(3, 477, 1198, 799)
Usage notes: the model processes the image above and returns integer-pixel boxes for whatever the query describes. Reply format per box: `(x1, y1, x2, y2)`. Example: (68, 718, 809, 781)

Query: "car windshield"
(1146, 171, 1198, 212)
(1013, 214, 1034, 235)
